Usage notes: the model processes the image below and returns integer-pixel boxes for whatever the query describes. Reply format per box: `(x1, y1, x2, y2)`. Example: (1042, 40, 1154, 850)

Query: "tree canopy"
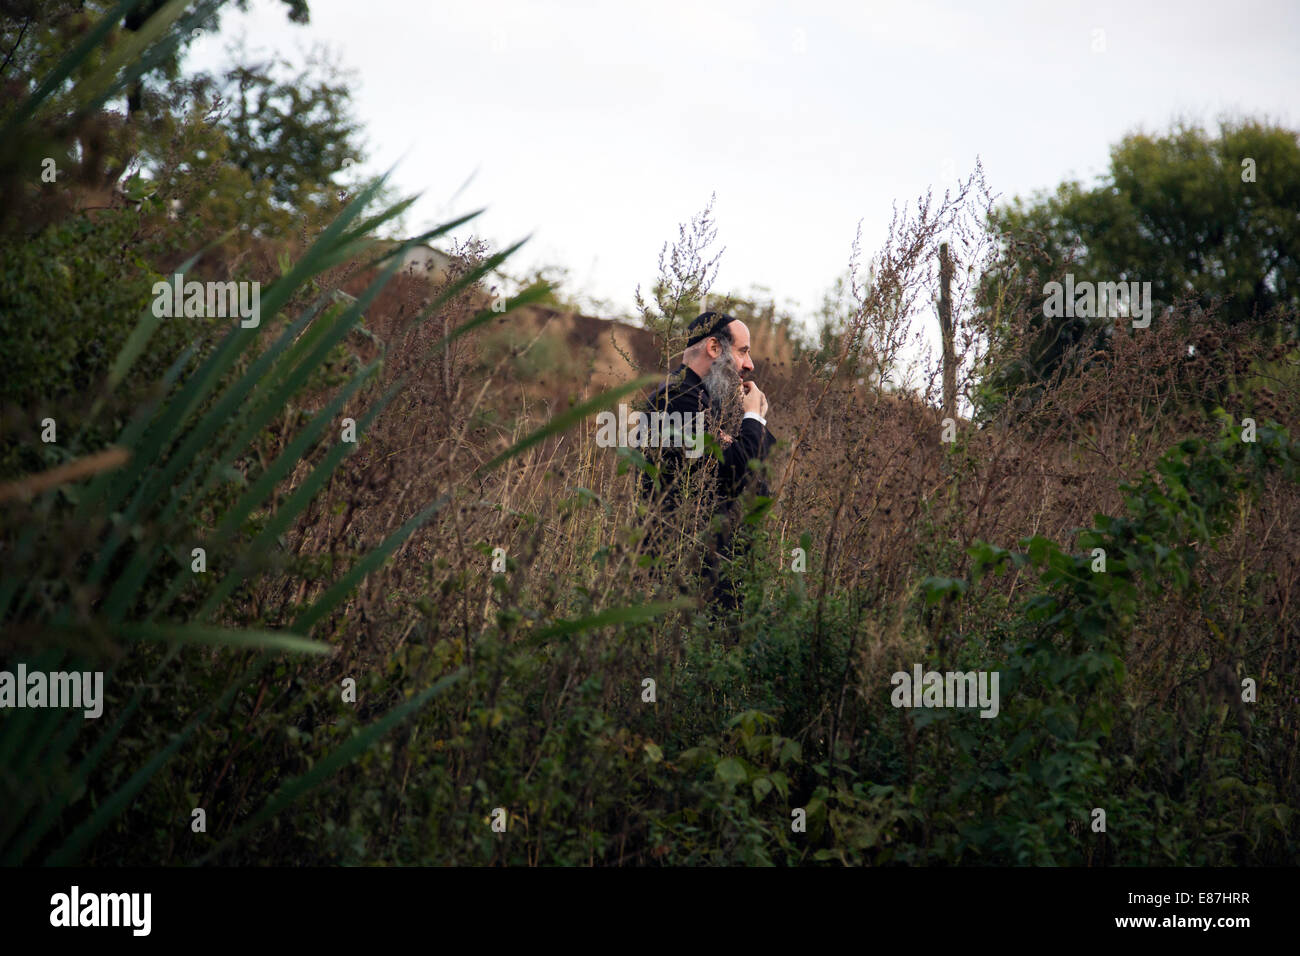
(978, 118, 1300, 412)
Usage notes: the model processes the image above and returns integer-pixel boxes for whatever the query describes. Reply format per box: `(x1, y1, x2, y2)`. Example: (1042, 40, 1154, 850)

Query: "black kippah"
(685, 311, 735, 348)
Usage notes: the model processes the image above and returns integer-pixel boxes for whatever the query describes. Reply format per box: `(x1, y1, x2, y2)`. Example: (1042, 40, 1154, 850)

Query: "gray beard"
(703, 355, 742, 432)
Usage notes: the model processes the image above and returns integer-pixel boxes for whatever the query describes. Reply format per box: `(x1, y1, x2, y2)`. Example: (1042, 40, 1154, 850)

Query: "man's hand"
(742, 380, 767, 417)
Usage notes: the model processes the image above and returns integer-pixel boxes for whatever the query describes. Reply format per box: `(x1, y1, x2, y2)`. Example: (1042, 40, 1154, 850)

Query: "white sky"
(184, 0, 1299, 333)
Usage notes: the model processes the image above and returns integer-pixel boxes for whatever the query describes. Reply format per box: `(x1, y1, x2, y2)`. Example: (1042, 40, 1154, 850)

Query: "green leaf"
(475, 375, 661, 476)
(118, 623, 332, 656)
(715, 757, 747, 786)
(523, 599, 694, 647)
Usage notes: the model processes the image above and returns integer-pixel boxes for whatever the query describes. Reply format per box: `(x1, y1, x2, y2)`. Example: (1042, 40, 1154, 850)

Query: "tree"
(0, 0, 333, 235)
(979, 118, 1300, 409)
(216, 45, 363, 222)
(0, 1, 310, 119)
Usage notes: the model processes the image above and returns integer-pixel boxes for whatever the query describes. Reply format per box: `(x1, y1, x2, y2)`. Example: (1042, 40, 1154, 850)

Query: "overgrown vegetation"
(1, 1, 1297, 866)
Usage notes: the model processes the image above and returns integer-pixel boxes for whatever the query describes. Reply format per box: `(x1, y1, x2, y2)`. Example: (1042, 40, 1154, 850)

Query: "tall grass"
(3, 2, 1297, 867)
(0, 0, 659, 865)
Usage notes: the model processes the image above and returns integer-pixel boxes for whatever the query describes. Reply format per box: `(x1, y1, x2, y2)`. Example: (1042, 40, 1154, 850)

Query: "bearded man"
(638, 311, 776, 615)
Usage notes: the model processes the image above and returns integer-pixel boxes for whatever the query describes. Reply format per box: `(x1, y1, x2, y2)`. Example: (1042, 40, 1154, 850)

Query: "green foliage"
(0, 210, 181, 476)
(0, 1, 625, 866)
(4, 0, 1297, 871)
(0, 1, 310, 122)
(216, 46, 363, 221)
(980, 118, 1300, 408)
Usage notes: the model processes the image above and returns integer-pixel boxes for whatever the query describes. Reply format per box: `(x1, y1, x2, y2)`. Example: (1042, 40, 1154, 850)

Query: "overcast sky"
(185, 0, 1299, 331)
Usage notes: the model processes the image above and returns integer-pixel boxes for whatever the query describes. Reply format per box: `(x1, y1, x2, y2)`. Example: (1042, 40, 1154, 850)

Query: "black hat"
(685, 311, 736, 348)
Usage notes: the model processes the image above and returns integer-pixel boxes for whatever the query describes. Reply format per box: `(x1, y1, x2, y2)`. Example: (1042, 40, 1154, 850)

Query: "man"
(638, 311, 776, 615)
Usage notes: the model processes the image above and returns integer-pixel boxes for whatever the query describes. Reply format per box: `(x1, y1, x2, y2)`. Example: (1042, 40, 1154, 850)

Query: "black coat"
(638, 364, 776, 520)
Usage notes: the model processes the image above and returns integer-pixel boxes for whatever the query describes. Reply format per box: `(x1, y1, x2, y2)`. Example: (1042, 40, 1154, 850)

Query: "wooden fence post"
(939, 242, 956, 422)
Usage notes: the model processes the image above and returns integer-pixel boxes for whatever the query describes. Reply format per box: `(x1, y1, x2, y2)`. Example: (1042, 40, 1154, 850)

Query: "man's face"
(710, 320, 754, 377)
(702, 320, 755, 414)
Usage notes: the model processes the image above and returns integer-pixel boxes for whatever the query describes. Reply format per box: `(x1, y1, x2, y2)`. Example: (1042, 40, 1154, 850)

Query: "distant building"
(396, 243, 456, 283)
